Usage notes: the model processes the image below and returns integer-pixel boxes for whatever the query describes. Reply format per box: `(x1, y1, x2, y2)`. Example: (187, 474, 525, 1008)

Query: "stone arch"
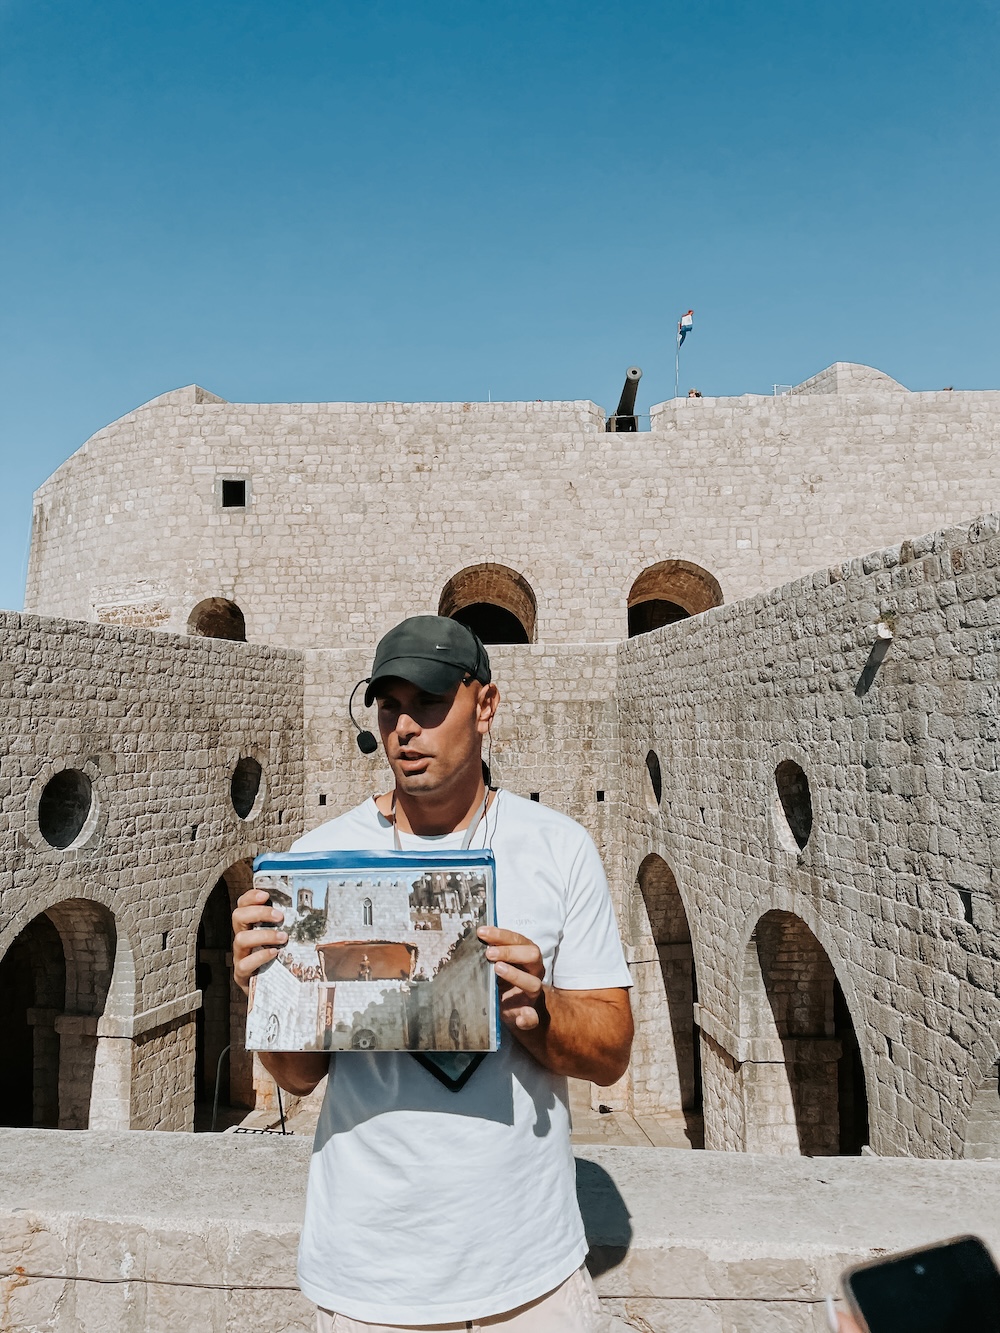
(195, 859, 255, 1127)
(0, 898, 130, 1130)
(628, 854, 702, 1143)
(626, 560, 723, 637)
(438, 564, 536, 644)
(187, 597, 247, 642)
(739, 909, 869, 1155)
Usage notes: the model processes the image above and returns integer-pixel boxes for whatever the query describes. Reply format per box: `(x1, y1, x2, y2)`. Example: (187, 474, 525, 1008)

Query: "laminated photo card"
(246, 849, 499, 1057)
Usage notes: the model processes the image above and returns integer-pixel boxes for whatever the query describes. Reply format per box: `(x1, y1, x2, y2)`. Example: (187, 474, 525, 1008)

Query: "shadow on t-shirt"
(576, 1158, 633, 1276)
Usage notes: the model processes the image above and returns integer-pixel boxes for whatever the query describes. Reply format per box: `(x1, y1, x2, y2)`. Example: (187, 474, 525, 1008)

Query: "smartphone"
(844, 1235, 1000, 1332)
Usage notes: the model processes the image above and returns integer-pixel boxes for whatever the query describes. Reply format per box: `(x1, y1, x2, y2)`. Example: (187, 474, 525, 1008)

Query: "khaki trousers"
(315, 1264, 618, 1332)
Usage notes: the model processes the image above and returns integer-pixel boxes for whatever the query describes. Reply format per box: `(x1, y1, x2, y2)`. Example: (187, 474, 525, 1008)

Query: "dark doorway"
(0, 914, 66, 1127)
(750, 911, 869, 1155)
(628, 599, 690, 637)
(634, 855, 702, 1145)
(836, 979, 870, 1154)
(452, 602, 529, 644)
(195, 870, 253, 1130)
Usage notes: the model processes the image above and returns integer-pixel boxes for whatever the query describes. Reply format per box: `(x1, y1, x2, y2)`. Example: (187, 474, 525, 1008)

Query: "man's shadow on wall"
(576, 1158, 632, 1275)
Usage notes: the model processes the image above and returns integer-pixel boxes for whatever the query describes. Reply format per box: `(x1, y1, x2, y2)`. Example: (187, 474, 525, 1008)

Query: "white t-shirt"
(292, 789, 632, 1324)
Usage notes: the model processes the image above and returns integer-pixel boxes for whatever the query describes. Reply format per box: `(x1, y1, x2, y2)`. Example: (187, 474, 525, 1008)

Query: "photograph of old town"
(247, 860, 495, 1053)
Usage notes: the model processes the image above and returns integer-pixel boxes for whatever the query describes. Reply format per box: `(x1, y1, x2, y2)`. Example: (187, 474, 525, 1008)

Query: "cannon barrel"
(607, 366, 642, 432)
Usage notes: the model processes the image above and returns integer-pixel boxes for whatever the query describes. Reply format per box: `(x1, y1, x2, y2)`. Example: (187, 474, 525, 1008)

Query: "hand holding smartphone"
(842, 1235, 1000, 1332)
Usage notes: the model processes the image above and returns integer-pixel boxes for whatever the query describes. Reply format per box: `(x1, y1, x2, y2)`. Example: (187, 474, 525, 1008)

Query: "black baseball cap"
(364, 616, 492, 706)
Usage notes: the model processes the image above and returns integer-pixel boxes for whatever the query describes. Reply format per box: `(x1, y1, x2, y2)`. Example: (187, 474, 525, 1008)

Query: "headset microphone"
(349, 679, 379, 755)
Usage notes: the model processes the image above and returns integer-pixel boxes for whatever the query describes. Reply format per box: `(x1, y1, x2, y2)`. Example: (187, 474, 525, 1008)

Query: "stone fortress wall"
(24, 368, 1000, 651)
(620, 513, 1000, 1159)
(0, 614, 304, 1131)
(4, 362, 1000, 1160)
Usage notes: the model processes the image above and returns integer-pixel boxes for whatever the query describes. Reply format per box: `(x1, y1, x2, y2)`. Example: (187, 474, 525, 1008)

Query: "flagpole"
(674, 310, 693, 398)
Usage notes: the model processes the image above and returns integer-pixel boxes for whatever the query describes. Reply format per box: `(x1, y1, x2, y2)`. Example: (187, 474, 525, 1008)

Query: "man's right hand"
(232, 888, 288, 996)
(231, 888, 329, 1096)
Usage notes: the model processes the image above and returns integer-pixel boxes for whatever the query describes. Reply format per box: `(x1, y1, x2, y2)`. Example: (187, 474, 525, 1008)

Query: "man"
(233, 615, 633, 1332)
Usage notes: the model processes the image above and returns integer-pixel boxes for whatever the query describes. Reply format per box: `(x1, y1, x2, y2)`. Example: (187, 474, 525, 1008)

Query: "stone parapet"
(2, 1129, 1000, 1332)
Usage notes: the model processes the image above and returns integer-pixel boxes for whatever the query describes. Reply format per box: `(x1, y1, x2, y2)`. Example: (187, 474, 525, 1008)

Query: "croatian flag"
(678, 310, 694, 346)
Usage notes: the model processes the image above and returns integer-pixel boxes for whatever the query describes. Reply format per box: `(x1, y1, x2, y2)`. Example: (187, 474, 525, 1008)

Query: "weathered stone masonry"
(618, 514, 1000, 1158)
(0, 614, 304, 1131)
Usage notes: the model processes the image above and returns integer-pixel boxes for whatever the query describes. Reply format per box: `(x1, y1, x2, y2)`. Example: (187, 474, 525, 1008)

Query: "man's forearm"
(259, 1050, 331, 1097)
(511, 987, 632, 1084)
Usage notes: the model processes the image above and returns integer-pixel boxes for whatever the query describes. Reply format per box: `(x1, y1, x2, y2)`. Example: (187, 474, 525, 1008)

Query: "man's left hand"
(477, 926, 633, 1083)
(478, 926, 547, 1032)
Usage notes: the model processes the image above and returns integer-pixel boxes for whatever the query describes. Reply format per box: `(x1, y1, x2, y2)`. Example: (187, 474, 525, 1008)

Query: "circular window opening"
(645, 750, 663, 811)
(38, 769, 94, 849)
(774, 759, 813, 850)
(231, 757, 263, 820)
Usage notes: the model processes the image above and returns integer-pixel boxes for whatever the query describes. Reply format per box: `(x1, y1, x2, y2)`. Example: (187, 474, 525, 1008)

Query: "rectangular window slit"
(959, 889, 974, 924)
(277, 809, 284, 824)
(221, 478, 247, 508)
(318, 794, 327, 806)
(596, 790, 605, 803)
(190, 824, 198, 841)
(530, 792, 540, 802)
(161, 932, 169, 951)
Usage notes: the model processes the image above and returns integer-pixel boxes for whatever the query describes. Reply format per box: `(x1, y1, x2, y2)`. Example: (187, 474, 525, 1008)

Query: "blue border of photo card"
(252, 848, 501, 1076)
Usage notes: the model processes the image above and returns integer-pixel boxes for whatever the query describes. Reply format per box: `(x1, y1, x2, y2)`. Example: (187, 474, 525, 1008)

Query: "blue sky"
(2, 0, 999, 610)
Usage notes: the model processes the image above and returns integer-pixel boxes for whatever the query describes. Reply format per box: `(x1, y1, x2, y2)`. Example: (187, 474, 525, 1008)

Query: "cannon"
(606, 366, 642, 432)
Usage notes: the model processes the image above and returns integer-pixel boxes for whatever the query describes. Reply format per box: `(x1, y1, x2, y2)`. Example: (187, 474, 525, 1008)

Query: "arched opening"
(187, 598, 247, 642)
(195, 862, 254, 1131)
(963, 1059, 1000, 1159)
(0, 900, 119, 1130)
(629, 855, 702, 1145)
(438, 564, 536, 644)
(626, 560, 723, 637)
(741, 910, 869, 1155)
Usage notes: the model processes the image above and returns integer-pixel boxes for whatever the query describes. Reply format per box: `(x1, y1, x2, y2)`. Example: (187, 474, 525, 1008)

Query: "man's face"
(374, 675, 494, 799)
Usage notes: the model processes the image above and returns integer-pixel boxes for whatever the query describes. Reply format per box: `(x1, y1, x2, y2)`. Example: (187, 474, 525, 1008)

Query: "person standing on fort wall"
(232, 615, 634, 1333)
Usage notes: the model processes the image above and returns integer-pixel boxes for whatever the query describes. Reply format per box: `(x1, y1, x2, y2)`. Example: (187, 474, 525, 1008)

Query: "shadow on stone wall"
(577, 1157, 632, 1274)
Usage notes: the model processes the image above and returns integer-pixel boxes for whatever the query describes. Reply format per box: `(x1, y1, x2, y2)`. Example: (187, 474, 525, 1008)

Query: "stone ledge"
(2, 1129, 1000, 1331)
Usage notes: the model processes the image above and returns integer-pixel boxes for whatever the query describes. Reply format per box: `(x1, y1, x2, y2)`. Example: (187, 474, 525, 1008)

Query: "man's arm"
(232, 889, 330, 1096)
(478, 926, 633, 1085)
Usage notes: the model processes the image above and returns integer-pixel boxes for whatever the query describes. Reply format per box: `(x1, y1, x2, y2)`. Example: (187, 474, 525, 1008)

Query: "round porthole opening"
(774, 759, 813, 850)
(645, 750, 663, 811)
(38, 769, 94, 849)
(231, 757, 264, 820)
